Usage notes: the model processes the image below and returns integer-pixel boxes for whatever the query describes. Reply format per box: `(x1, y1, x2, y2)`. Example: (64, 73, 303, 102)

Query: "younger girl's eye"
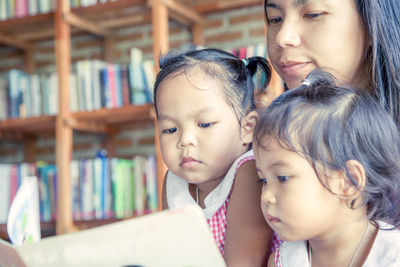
(267, 16, 282, 24)
(198, 122, 214, 128)
(162, 127, 177, 134)
(257, 178, 267, 185)
(277, 176, 290, 183)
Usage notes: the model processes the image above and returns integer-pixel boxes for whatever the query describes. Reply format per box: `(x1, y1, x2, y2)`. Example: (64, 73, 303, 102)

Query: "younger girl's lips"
(265, 213, 281, 223)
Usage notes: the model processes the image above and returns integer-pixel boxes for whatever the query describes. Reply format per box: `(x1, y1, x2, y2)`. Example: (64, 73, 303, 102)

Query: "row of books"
(0, 154, 158, 224)
(0, 0, 120, 21)
(71, 154, 158, 221)
(0, 47, 156, 120)
(0, 70, 59, 119)
(0, 0, 54, 20)
(0, 162, 56, 224)
(229, 42, 267, 59)
(70, 0, 119, 8)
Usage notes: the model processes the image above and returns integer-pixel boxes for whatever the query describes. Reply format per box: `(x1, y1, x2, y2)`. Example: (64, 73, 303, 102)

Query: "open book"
(0, 205, 226, 267)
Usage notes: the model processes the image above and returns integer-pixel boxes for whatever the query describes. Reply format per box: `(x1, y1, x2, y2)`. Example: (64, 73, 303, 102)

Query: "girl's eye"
(267, 16, 282, 24)
(257, 178, 267, 185)
(277, 176, 290, 183)
(304, 12, 323, 19)
(198, 122, 214, 128)
(162, 127, 177, 134)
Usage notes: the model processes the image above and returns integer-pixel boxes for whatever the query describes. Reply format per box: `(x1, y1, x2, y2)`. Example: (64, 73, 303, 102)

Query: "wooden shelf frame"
(0, 0, 268, 236)
(52, 0, 206, 235)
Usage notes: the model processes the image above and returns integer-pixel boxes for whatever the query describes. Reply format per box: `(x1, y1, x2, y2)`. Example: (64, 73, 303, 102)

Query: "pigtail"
(246, 56, 271, 94)
(302, 69, 336, 88)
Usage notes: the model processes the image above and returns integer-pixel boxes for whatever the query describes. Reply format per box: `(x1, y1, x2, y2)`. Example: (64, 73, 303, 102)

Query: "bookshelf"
(0, 0, 281, 238)
(0, 0, 208, 235)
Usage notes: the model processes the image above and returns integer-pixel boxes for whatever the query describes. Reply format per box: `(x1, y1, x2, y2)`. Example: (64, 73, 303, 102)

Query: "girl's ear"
(240, 111, 258, 145)
(341, 160, 366, 199)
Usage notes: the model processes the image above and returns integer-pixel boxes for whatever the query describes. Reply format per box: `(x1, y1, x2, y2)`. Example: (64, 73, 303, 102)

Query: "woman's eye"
(198, 122, 214, 128)
(162, 127, 177, 134)
(304, 12, 323, 19)
(277, 176, 290, 183)
(267, 16, 282, 24)
(257, 178, 267, 185)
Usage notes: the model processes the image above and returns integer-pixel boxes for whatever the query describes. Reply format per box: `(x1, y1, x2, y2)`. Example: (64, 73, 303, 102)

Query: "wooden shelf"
(0, 0, 263, 44)
(0, 116, 56, 138)
(0, 104, 152, 137)
(72, 104, 154, 125)
(0, 0, 207, 236)
(0, 0, 214, 43)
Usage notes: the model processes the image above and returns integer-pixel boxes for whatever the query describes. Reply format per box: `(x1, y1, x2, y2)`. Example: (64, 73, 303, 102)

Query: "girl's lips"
(265, 213, 281, 223)
(180, 157, 201, 168)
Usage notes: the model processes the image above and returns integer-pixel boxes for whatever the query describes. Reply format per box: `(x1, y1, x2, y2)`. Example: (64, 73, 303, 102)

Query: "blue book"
(8, 69, 21, 118)
(114, 64, 123, 107)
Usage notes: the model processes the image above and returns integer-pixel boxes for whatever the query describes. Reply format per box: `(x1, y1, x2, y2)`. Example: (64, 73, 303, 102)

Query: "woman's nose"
(274, 18, 301, 49)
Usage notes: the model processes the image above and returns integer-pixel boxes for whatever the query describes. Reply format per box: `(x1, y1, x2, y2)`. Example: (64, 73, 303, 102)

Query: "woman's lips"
(279, 61, 309, 76)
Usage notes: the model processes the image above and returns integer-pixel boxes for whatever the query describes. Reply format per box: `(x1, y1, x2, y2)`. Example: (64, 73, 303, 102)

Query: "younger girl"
(253, 71, 400, 266)
(154, 48, 275, 266)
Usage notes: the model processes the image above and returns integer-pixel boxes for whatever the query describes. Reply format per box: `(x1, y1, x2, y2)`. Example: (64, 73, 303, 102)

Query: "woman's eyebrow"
(292, 0, 309, 7)
(265, 0, 309, 10)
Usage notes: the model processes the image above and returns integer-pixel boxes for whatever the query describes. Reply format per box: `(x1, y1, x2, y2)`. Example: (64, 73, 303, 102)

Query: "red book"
(238, 46, 247, 60)
(121, 65, 130, 106)
(107, 64, 117, 108)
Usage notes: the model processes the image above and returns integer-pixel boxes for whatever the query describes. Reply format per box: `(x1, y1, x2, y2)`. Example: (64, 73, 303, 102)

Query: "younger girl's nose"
(261, 183, 276, 205)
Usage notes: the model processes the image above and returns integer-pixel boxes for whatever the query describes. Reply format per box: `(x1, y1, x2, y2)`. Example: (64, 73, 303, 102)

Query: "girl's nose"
(177, 130, 196, 148)
(274, 18, 301, 49)
(261, 183, 276, 205)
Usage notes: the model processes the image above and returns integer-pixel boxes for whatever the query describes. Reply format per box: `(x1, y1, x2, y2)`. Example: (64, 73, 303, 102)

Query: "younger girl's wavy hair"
(254, 69, 400, 228)
(153, 48, 271, 123)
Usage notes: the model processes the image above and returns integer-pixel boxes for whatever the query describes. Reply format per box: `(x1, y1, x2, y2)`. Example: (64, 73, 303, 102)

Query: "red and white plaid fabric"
(208, 197, 229, 255)
(271, 232, 283, 252)
(275, 245, 283, 267)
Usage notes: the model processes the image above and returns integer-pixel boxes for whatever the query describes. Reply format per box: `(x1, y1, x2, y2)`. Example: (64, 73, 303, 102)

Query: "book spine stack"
(0, 48, 156, 120)
(0, 0, 55, 21)
(70, 154, 158, 221)
(0, 162, 57, 224)
(229, 42, 267, 59)
(0, 154, 158, 224)
(71, 48, 156, 112)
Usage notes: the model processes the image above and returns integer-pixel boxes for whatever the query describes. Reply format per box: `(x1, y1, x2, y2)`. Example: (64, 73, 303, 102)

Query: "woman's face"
(266, 0, 368, 89)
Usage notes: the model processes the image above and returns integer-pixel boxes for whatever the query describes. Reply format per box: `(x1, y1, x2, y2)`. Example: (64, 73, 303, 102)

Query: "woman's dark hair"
(356, 0, 400, 125)
(264, 0, 400, 125)
(153, 48, 271, 122)
(254, 69, 400, 228)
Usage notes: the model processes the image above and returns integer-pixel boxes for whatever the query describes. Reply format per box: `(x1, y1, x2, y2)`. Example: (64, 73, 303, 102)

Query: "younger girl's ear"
(341, 160, 366, 198)
(240, 111, 258, 145)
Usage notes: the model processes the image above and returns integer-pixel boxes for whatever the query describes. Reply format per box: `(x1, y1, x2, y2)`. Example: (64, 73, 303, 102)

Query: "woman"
(264, 0, 400, 123)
